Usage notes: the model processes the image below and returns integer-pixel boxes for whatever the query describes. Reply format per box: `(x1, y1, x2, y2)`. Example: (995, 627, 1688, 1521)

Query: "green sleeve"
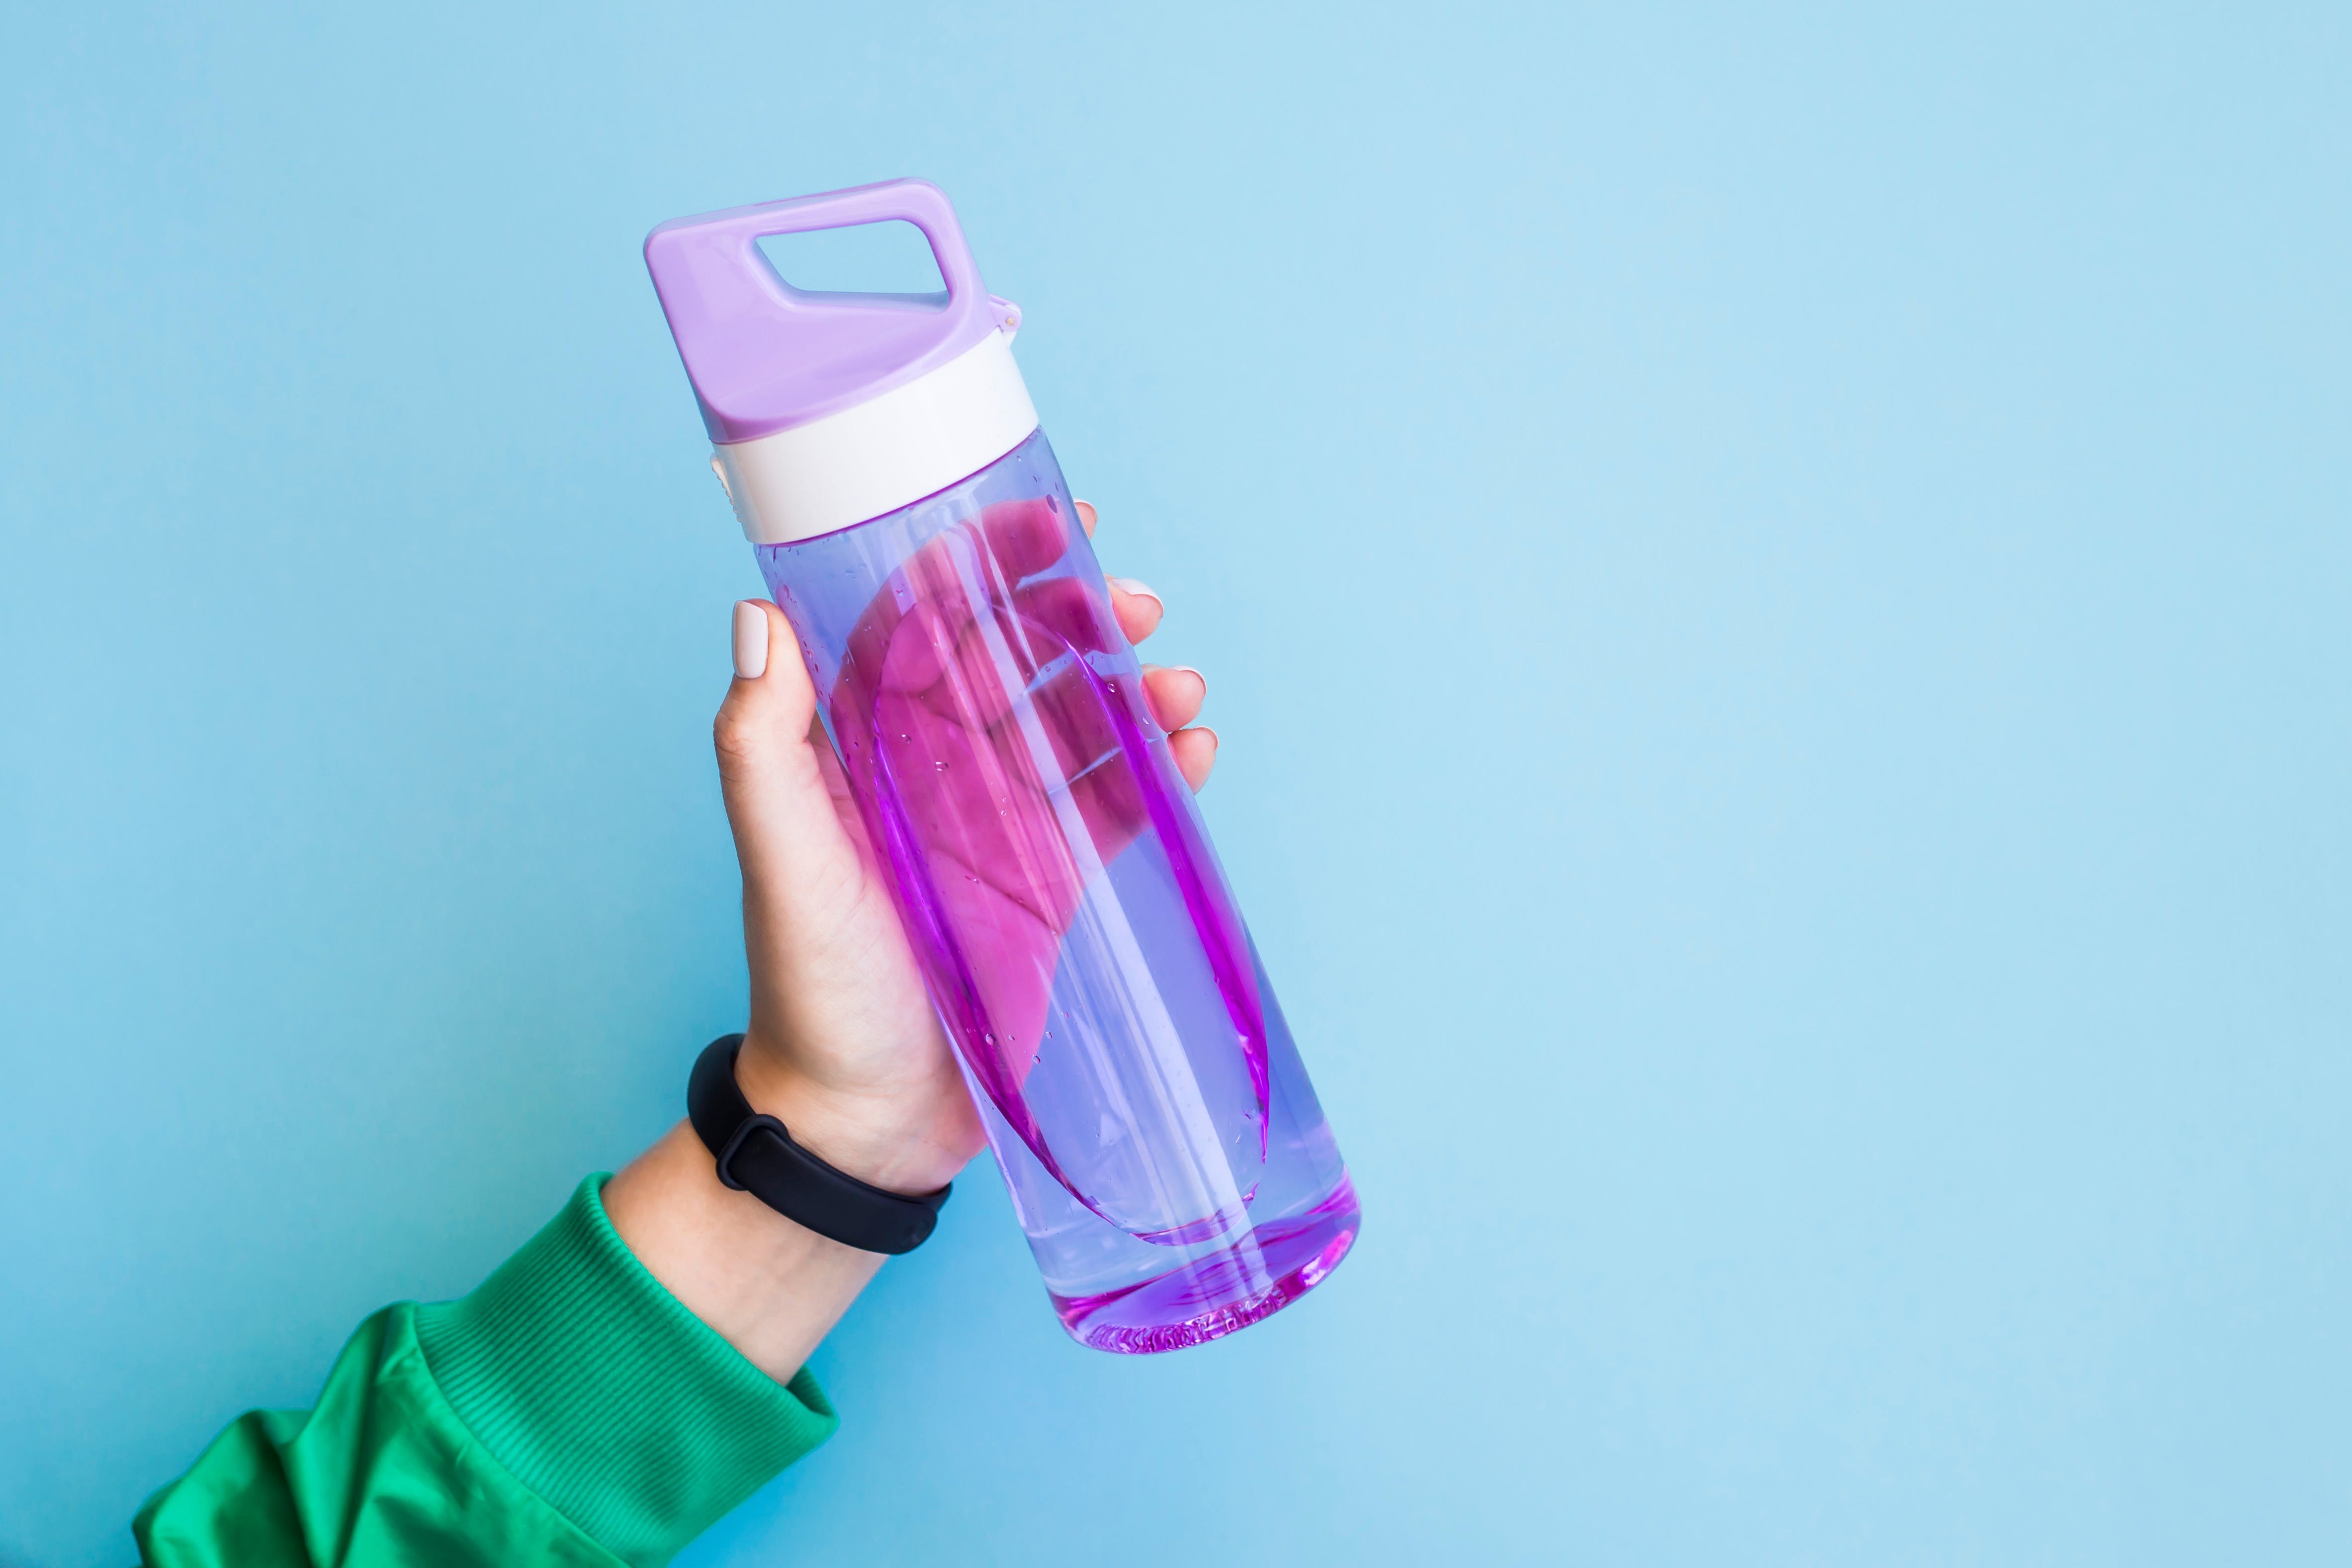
(134, 1175, 838, 1568)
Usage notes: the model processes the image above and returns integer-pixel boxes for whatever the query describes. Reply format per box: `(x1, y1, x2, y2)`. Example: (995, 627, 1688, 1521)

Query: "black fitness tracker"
(686, 1034, 950, 1254)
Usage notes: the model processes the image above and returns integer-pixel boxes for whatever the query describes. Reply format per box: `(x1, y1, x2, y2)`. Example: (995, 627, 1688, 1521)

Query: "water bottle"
(644, 179, 1357, 1352)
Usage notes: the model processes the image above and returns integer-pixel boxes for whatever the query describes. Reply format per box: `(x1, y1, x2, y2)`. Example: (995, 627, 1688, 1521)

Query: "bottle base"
(1048, 1175, 1360, 1354)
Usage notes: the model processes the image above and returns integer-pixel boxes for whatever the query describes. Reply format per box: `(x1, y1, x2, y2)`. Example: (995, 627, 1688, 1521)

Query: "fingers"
(732, 598, 771, 679)
(1008, 575, 1120, 659)
(1074, 501, 1212, 793)
(721, 601, 815, 744)
(843, 507, 1086, 713)
(1169, 726, 1218, 791)
(714, 600, 860, 898)
(1107, 577, 1162, 645)
(838, 523, 992, 710)
(978, 496, 1073, 578)
(1077, 500, 1166, 647)
(1141, 664, 1205, 732)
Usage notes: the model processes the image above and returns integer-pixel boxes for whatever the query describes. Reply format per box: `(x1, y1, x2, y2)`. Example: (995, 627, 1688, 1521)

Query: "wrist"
(731, 1037, 969, 1197)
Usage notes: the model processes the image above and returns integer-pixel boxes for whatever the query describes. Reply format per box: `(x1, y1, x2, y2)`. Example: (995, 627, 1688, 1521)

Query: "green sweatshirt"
(133, 1176, 837, 1568)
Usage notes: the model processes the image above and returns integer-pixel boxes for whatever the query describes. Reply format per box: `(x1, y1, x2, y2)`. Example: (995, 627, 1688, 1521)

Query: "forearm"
(600, 1119, 885, 1385)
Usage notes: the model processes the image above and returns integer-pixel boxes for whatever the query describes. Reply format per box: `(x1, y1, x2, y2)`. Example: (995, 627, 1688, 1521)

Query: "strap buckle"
(712, 1111, 788, 1192)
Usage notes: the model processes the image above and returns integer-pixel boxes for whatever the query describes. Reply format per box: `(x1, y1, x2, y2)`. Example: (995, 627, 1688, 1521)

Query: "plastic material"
(644, 178, 1019, 445)
(687, 1035, 950, 1255)
(709, 329, 1037, 543)
(645, 181, 1357, 1352)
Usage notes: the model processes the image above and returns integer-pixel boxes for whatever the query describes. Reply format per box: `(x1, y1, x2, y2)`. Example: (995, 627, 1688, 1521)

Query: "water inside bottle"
(755, 430, 1357, 1348)
(833, 538, 1273, 1243)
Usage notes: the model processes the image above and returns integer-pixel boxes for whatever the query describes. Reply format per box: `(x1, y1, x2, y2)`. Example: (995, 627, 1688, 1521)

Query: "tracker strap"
(687, 1034, 949, 1255)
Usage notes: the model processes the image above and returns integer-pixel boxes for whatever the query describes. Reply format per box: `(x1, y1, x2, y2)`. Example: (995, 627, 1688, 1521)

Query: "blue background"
(4, 3, 2347, 1564)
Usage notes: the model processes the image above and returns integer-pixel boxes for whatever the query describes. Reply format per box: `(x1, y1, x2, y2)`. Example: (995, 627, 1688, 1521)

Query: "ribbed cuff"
(414, 1175, 838, 1568)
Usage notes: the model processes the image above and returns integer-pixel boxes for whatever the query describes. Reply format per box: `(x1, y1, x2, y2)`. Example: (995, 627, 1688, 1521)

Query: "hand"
(606, 502, 1214, 1379)
(719, 499, 1217, 1196)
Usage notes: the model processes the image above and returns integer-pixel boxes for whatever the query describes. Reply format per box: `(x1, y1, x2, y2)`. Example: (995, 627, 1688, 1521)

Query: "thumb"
(713, 600, 856, 900)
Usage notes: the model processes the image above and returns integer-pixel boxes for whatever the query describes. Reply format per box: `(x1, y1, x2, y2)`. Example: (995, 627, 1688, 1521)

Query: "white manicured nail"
(1109, 576, 1160, 606)
(1171, 665, 1205, 688)
(732, 601, 769, 680)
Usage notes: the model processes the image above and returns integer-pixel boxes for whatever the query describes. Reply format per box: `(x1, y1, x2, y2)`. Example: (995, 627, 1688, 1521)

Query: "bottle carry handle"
(644, 178, 1021, 445)
(651, 178, 999, 335)
(733, 178, 982, 306)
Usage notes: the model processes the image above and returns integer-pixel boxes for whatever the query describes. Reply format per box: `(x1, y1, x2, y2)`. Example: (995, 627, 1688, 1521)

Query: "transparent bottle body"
(753, 429, 1356, 1352)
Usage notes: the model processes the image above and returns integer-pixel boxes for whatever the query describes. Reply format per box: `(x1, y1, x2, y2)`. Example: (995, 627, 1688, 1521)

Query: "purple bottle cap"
(645, 179, 1039, 543)
(644, 178, 1021, 446)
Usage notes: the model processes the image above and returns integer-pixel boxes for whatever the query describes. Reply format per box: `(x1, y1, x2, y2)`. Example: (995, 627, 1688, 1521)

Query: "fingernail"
(732, 600, 769, 680)
(1109, 576, 1160, 606)
(1168, 664, 1205, 689)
